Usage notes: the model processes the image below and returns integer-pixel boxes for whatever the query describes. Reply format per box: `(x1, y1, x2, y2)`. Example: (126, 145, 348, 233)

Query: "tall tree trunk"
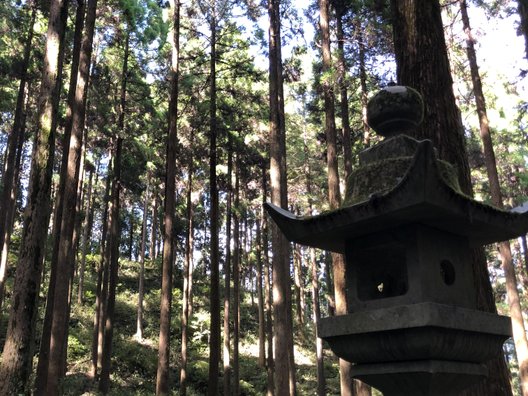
(334, 2, 352, 181)
(207, 2, 221, 393)
(262, 164, 274, 396)
(98, 137, 123, 394)
(268, 0, 296, 393)
(156, 1, 179, 392)
(303, 113, 326, 396)
(355, 18, 370, 146)
(180, 138, 194, 396)
(233, 155, 241, 395)
(223, 135, 233, 396)
(34, 1, 87, 391)
(0, 0, 36, 312)
(128, 208, 134, 260)
(293, 243, 304, 326)
(136, 174, 149, 340)
(256, 212, 266, 368)
(522, 235, 528, 276)
(46, 0, 98, 390)
(78, 165, 95, 304)
(460, 2, 528, 394)
(311, 248, 326, 396)
(98, 26, 129, 394)
(518, 0, 528, 59)
(150, 188, 158, 260)
(319, 0, 354, 394)
(91, 158, 112, 379)
(390, 1, 514, 395)
(0, 0, 68, 393)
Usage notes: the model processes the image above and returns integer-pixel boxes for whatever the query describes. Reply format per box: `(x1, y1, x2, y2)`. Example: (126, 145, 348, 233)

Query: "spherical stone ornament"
(366, 85, 424, 138)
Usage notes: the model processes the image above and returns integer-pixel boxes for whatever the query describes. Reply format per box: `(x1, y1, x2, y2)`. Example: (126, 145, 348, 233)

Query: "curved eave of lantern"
(264, 139, 528, 254)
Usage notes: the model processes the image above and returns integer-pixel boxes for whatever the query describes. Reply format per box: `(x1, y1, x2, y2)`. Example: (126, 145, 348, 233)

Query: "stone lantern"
(264, 86, 528, 395)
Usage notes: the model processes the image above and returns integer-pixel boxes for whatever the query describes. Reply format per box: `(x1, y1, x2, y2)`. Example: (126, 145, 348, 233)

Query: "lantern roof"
(264, 139, 528, 254)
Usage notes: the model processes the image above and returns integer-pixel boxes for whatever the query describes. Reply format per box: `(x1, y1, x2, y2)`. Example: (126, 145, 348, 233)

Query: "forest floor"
(1, 258, 343, 395)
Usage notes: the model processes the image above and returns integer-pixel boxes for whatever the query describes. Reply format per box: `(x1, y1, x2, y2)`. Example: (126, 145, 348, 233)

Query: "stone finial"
(366, 85, 424, 138)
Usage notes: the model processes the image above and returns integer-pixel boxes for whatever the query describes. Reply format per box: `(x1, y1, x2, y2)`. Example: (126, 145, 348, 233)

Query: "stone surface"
(366, 85, 424, 138)
(318, 302, 511, 365)
(345, 224, 476, 311)
(352, 360, 487, 396)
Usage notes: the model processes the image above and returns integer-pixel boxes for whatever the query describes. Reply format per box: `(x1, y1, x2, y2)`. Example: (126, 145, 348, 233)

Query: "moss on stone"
(343, 156, 462, 207)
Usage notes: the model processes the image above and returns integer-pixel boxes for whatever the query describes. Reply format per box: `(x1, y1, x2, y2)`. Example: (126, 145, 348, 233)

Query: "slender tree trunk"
(150, 189, 158, 260)
(91, 161, 112, 379)
(98, 137, 123, 394)
(303, 113, 326, 396)
(136, 174, 149, 340)
(262, 164, 275, 396)
(354, 17, 370, 146)
(268, 0, 295, 393)
(391, 1, 514, 395)
(293, 243, 304, 326)
(335, 3, 352, 181)
(233, 155, 241, 395)
(98, 27, 129, 395)
(460, 2, 528, 394)
(0, 1, 36, 312)
(223, 136, 233, 396)
(518, 0, 528, 59)
(0, 0, 68, 393)
(311, 248, 326, 396)
(157, 1, 179, 392)
(128, 208, 134, 260)
(78, 166, 95, 304)
(257, 214, 266, 368)
(180, 141, 194, 396)
(207, 2, 221, 393)
(522, 235, 528, 276)
(319, 0, 354, 394)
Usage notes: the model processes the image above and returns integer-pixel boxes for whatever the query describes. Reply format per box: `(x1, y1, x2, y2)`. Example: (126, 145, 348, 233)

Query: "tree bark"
(223, 135, 233, 395)
(136, 174, 149, 339)
(303, 113, 326, 396)
(98, 137, 123, 394)
(180, 137, 194, 396)
(207, 1, 221, 394)
(0, 0, 36, 312)
(257, 211, 266, 368)
(390, 1, 514, 395)
(0, 0, 68, 393)
(34, 1, 87, 390)
(268, 0, 296, 394)
(311, 248, 326, 396)
(128, 208, 134, 260)
(262, 164, 275, 396)
(90, 153, 112, 379)
(156, 1, 179, 392)
(150, 188, 158, 260)
(518, 0, 528, 59)
(78, 165, 95, 304)
(293, 243, 304, 326)
(46, 0, 98, 390)
(334, 2, 352, 182)
(233, 154, 241, 395)
(355, 17, 370, 146)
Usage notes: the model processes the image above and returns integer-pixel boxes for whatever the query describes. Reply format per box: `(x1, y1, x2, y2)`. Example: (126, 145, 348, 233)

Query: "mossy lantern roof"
(264, 86, 528, 254)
